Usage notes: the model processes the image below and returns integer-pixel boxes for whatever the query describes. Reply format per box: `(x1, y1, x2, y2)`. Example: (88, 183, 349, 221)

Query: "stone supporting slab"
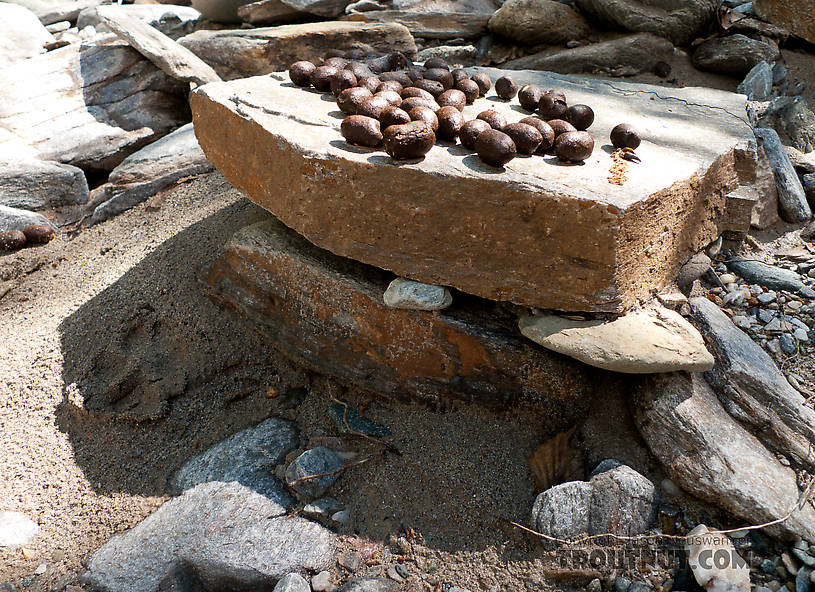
(191, 68, 755, 312)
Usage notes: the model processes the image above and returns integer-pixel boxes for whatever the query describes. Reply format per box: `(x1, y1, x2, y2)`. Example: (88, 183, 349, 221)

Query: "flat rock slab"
(204, 217, 597, 418)
(0, 158, 89, 210)
(192, 68, 755, 312)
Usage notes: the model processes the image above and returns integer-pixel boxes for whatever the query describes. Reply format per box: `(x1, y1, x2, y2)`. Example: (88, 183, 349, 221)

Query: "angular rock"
(204, 218, 596, 417)
(677, 252, 711, 292)
(633, 372, 815, 542)
(0, 205, 55, 233)
(382, 277, 452, 311)
(737, 61, 773, 101)
(90, 123, 215, 222)
(78, 4, 201, 39)
(755, 127, 812, 222)
(285, 447, 343, 500)
(178, 21, 417, 80)
(0, 43, 190, 171)
(518, 308, 714, 374)
(169, 417, 297, 501)
(351, 10, 491, 39)
(96, 6, 221, 86)
(189, 0, 251, 22)
(505, 33, 673, 76)
(275, 573, 311, 592)
(574, 0, 717, 46)
(754, 0, 815, 45)
(686, 525, 751, 592)
(692, 34, 780, 76)
(417, 44, 477, 66)
(724, 259, 805, 292)
(277, 0, 350, 17)
(192, 67, 754, 312)
(757, 96, 815, 154)
(750, 146, 780, 229)
(0, 158, 89, 210)
(0, 3, 54, 68)
(237, 0, 306, 25)
(786, 146, 815, 174)
(488, 0, 590, 45)
(690, 297, 815, 472)
(532, 480, 593, 542)
(83, 481, 335, 592)
(0, 512, 39, 547)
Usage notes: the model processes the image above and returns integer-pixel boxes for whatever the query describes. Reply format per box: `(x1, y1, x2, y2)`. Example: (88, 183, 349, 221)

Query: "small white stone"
(732, 315, 753, 330)
(383, 277, 452, 311)
(331, 509, 351, 524)
(0, 512, 39, 547)
(719, 273, 737, 284)
(311, 571, 335, 592)
(34, 563, 46, 575)
(661, 478, 680, 497)
(794, 328, 810, 342)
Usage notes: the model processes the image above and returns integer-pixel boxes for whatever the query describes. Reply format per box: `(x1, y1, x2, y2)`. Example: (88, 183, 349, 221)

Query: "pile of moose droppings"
(287, 51, 642, 169)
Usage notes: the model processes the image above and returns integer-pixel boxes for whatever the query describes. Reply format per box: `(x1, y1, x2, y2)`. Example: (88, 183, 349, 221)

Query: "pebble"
(615, 577, 632, 592)
(312, 571, 335, 592)
(0, 512, 39, 547)
(792, 548, 815, 567)
(33, 564, 46, 576)
(780, 333, 798, 354)
(732, 315, 753, 329)
(284, 447, 343, 500)
(782, 552, 799, 576)
(768, 580, 783, 591)
(332, 509, 351, 524)
(797, 569, 813, 592)
(338, 551, 362, 572)
(758, 291, 778, 304)
(794, 328, 809, 342)
(274, 573, 311, 592)
(810, 545, 815, 556)
(383, 277, 452, 311)
(588, 579, 602, 592)
(720, 273, 737, 284)
(395, 564, 410, 579)
(387, 566, 404, 582)
(757, 308, 775, 323)
(763, 559, 778, 574)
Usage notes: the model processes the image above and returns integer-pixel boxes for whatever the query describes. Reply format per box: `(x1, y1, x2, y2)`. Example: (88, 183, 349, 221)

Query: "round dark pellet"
(357, 95, 390, 119)
(547, 118, 577, 137)
(455, 79, 479, 104)
(424, 57, 449, 70)
(610, 123, 641, 149)
(518, 84, 543, 111)
(331, 70, 357, 96)
(310, 65, 339, 92)
(459, 119, 492, 149)
(414, 78, 445, 98)
(0, 229, 26, 251)
(502, 122, 543, 155)
(400, 96, 440, 113)
(379, 105, 411, 129)
(495, 76, 518, 100)
(519, 117, 555, 151)
(423, 68, 454, 90)
(475, 129, 517, 167)
(471, 73, 491, 96)
(538, 90, 567, 119)
(408, 105, 439, 132)
(437, 89, 466, 111)
(554, 130, 594, 162)
(564, 104, 594, 130)
(436, 106, 465, 140)
(337, 86, 373, 114)
(341, 115, 383, 147)
(288, 60, 315, 86)
(476, 109, 507, 131)
(383, 121, 436, 159)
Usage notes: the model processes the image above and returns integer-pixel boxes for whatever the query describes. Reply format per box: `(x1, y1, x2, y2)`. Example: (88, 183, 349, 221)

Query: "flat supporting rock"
(191, 68, 755, 312)
(204, 216, 598, 419)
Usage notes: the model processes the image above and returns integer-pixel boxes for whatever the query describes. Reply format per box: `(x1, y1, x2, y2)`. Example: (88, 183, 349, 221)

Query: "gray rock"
(0, 3, 53, 68)
(312, 571, 335, 592)
(532, 480, 593, 542)
(803, 172, 815, 204)
(786, 145, 815, 174)
(751, 145, 781, 229)
(0, 512, 39, 547)
(383, 277, 452, 311)
(169, 417, 297, 502)
(337, 579, 398, 592)
(574, 0, 717, 45)
(797, 568, 812, 592)
(0, 159, 88, 211)
(780, 332, 797, 354)
(755, 128, 812, 222)
(725, 258, 805, 292)
(274, 573, 311, 592)
(417, 45, 477, 66)
(302, 497, 344, 521)
(90, 123, 215, 223)
(277, 0, 350, 17)
(285, 447, 343, 500)
(757, 291, 777, 303)
(83, 481, 335, 592)
(615, 577, 632, 592)
(692, 34, 780, 76)
(156, 565, 201, 592)
(588, 579, 602, 592)
(237, 0, 307, 26)
(190, 0, 250, 22)
(627, 584, 655, 592)
(737, 60, 773, 101)
(488, 0, 590, 45)
(505, 33, 673, 76)
(590, 458, 623, 478)
(758, 97, 815, 154)
(8, 0, 107, 25)
(0, 205, 56, 233)
(633, 372, 815, 542)
(677, 251, 711, 291)
(793, 548, 815, 568)
(78, 4, 200, 39)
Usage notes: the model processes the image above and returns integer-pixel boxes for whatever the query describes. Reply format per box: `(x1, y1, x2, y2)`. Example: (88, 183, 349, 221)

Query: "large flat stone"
(192, 68, 755, 313)
(204, 217, 597, 417)
(754, 0, 815, 45)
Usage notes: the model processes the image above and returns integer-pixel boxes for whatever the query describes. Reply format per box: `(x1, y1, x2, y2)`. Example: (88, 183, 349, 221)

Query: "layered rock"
(488, 0, 590, 46)
(192, 68, 755, 312)
(0, 158, 89, 211)
(754, 0, 815, 45)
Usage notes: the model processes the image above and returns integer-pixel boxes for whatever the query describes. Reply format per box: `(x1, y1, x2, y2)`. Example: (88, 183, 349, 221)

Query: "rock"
(78, 4, 201, 39)
(757, 97, 815, 154)
(751, 146, 780, 229)
(692, 34, 780, 76)
(633, 372, 815, 542)
(0, 205, 55, 233)
(0, 3, 53, 68)
(0, 512, 39, 547)
(337, 578, 398, 592)
(532, 480, 593, 542)
(724, 259, 805, 292)
(755, 128, 812, 222)
(382, 277, 452, 311)
(737, 61, 773, 101)
(204, 218, 598, 416)
(677, 252, 711, 291)
(417, 44, 477, 66)
(797, 568, 812, 592)
(90, 123, 215, 222)
(792, 549, 815, 568)
(574, 0, 717, 46)
(178, 21, 417, 80)
(237, 0, 306, 25)
(189, 0, 250, 22)
(786, 146, 815, 174)
(192, 67, 754, 313)
(83, 481, 335, 592)
(302, 498, 344, 521)
(169, 417, 297, 502)
(329, 402, 391, 438)
(8, 0, 106, 25)
(690, 297, 815, 472)
(779, 332, 797, 354)
(275, 573, 311, 592)
(804, 173, 815, 205)
(96, 6, 220, 86)
(285, 447, 343, 500)
(754, 0, 815, 45)
(518, 307, 714, 374)
(352, 10, 491, 39)
(275, 0, 351, 18)
(312, 571, 335, 592)
(686, 525, 750, 592)
(0, 159, 89, 210)
(487, 0, 590, 46)
(505, 33, 673, 76)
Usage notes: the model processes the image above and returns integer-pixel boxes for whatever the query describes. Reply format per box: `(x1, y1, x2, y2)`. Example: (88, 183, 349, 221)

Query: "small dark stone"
(288, 60, 316, 87)
(341, 115, 383, 148)
(476, 109, 507, 130)
(414, 78, 445, 98)
(408, 106, 439, 132)
(0, 230, 26, 251)
(324, 56, 348, 69)
(423, 68, 454, 90)
(22, 225, 55, 244)
(459, 119, 492, 149)
(329, 402, 392, 437)
(455, 79, 479, 104)
(379, 106, 411, 129)
(610, 123, 641, 149)
(519, 117, 555, 151)
(475, 129, 517, 167)
(539, 90, 567, 119)
(554, 130, 594, 162)
(379, 71, 412, 87)
(547, 119, 577, 137)
(383, 121, 436, 159)
(471, 72, 491, 96)
(395, 564, 410, 578)
(518, 84, 543, 111)
(344, 61, 374, 80)
(436, 106, 465, 140)
(310, 65, 339, 92)
(502, 122, 543, 155)
(495, 75, 518, 99)
(653, 61, 672, 78)
(564, 104, 594, 131)
(437, 89, 466, 111)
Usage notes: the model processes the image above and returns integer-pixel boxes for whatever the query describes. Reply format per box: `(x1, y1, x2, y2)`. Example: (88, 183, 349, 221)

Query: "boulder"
(178, 21, 417, 80)
(504, 33, 673, 76)
(0, 205, 56, 233)
(754, 0, 815, 45)
(0, 3, 54, 68)
(736, 61, 773, 101)
(757, 96, 815, 154)
(350, 10, 491, 39)
(750, 146, 780, 229)
(169, 417, 298, 502)
(0, 512, 39, 547)
(690, 297, 815, 472)
(237, 0, 306, 25)
(692, 34, 780, 76)
(83, 481, 336, 592)
(77, 4, 201, 39)
(276, 0, 351, 18)
(518, 307, 714, 374)
(0, 158, 89, 210)
(488, 0, 590, 45)
(633, 372, 815, 542)
(755, 127, 811, 222)
(90, 123, 215, 222)
(191, 67, 754, 313)
(0, 43, 190, 171)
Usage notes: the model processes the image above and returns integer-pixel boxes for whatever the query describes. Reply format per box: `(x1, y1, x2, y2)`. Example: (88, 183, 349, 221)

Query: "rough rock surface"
(750, 146, 780, 229)
(178, 21, 417, 80)
(488, 0, 590, 45)
(90, 123, 215, 222)
(169, 417, 298, 501)
(204, 217, 597, 417)
(353, 10, 491, 39)
(276, 0, 350, 17)
(755, 127, 811, 222)
(11, 0, 106, 24)
(0, 158, 89, 211)
(285, 447, 343, 500)
(0, 205, 56, 233)
(633, 372, 815, 542)
(757, 96, 815, 154)
(78, 4, 201, 39)
(0, 43, 190, 171)
(518, 307, 714, 374)
(83, 481, 336, 592)
(382, 277, 452, 311)
(192, 68, 754, 313)
(574, 0, 717, 46)
(686, 525, 751, 592)
(754, 0, 815, 45)
(0, 3, 54, 68)
(275, 573, 312, 592)
(692, 34, 780, 76)
(237, 0, 306, 25)
(737, 61, 773, 101)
